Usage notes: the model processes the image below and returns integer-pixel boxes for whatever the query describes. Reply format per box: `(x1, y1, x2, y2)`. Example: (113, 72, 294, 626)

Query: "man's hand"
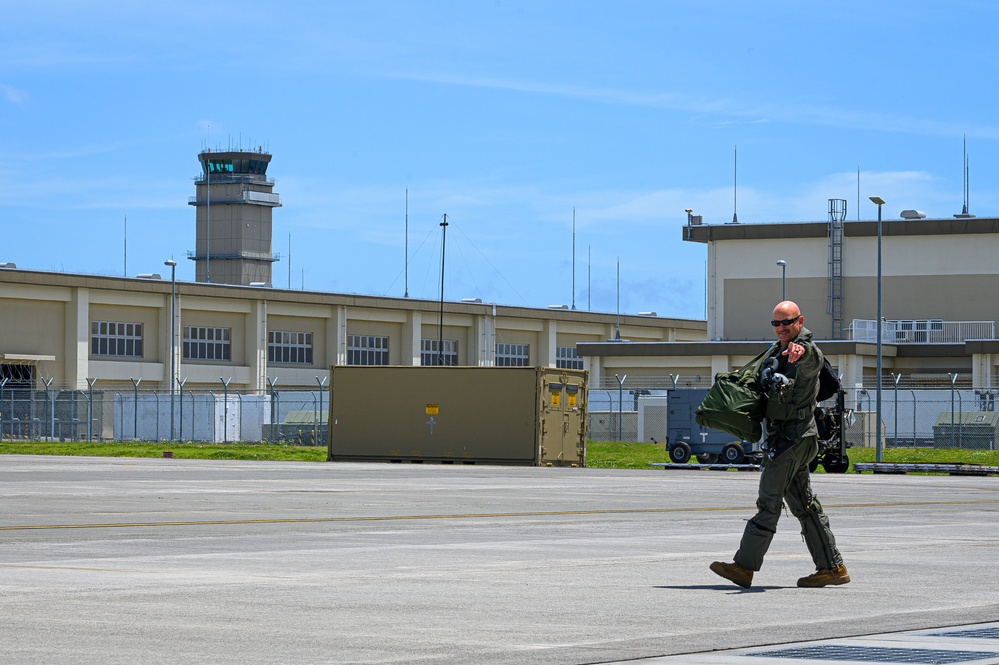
(782, 341, 805, 363)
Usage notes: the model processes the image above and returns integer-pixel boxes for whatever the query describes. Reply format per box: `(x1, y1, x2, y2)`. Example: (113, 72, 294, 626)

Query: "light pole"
(776, 259, 787, 300)
(164, 260, 177, 441)
(869, 196, 885, 463)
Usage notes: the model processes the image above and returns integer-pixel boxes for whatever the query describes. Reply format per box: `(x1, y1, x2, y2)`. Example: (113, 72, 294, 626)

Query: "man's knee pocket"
(790, 498, 824, 520)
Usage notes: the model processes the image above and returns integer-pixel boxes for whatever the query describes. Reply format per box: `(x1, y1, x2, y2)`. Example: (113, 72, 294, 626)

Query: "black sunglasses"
(770, 316, 801, 327)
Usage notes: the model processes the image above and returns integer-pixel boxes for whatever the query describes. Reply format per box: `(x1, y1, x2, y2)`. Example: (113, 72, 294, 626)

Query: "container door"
(564, 382, 585, 466)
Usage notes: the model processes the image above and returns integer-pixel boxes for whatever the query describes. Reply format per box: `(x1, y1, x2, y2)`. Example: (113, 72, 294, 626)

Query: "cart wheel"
(720, 443, 745, 464)
(669, 442, 692, 464)
(822, 454, 850, 474)
(696, 453, 719, 464)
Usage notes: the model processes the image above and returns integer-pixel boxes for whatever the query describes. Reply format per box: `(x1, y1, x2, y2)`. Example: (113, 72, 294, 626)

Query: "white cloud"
(1, 85, 29, 105)
(389, 71, 999, 141)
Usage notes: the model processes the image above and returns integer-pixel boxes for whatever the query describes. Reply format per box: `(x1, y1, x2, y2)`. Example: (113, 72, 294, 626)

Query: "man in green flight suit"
(710, 300, 850, 588)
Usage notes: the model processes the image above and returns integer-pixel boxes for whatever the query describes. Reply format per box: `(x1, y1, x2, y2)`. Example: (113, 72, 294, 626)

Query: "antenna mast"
(615, 258, 621, 340)
(404, 189, 410, 298)
(955, 135, 975, 219)
(731, 146, 739, 223)
(587, 244, 591, 311)
(571, 208, 576, 310)
(438, 214, 448, 365)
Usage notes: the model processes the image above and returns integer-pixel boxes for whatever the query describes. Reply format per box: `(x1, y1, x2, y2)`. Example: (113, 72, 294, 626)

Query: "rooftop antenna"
(857, 167, 861, 221)
(438, 214, 448, 365)
(729, 146, 739, 224)
(614, 257, 621, 340)
(206, 123, 211, 283)
(571, 208, 576, 310)
(587, 244, 591, 311)
(955, 135, 975, 219)
(404, 188, 410, 298)
(288, 233, 291, 289)
(123, 214, 127, 276)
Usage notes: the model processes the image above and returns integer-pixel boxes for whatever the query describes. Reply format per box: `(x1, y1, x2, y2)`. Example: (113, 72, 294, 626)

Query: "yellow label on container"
(426, 403, 439, 415)
(550, 392, 560, 407)
(568, 393, 577, 408)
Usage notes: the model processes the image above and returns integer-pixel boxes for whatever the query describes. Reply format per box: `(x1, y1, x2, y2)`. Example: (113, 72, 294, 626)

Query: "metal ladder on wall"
(827, 199, 846, 340)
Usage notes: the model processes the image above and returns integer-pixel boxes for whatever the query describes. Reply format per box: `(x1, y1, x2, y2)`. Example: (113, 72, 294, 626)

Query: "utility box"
(932, 411, 999, 450)
(327, 366, 587, 466)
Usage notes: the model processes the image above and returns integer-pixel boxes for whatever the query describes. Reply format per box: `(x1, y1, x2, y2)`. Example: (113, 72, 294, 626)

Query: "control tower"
(188, 149, 281, 286)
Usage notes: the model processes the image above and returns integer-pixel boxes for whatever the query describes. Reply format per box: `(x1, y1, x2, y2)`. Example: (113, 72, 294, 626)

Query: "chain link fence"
(3, 379, 997, 451)
(588, 378, 999, 451)
(0, 387, 328, 445)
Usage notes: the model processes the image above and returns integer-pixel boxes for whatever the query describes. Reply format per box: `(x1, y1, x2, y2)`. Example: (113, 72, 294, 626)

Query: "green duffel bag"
(694, 345, 774, 442)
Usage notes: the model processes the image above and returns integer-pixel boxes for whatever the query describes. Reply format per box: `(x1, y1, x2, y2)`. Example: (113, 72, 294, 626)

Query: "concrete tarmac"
(0, 454, 996, 665)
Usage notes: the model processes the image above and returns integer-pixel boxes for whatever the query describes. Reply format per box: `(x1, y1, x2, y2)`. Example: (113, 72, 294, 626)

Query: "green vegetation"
(846, 446, 999, 468)
(1, 440, 997, 471)
(585, 441, 670, 469)
(0, 441, 327, 462)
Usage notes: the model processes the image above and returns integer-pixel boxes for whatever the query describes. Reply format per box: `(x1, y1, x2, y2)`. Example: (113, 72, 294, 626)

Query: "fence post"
(949, 373, 958, 448)
(43, 377, 54, 441)
(220, 378, 233, 444)
(892, 373, 901, 448)
(267, 377, 278, 443)
(178, 378, 188, 441)
(956, 389, 964, 448)
(316, 376, 327, 447)
(308, 391, 318, 446)
(130, 378, 142, 440)
(86, 378, 97, 441)
(614, 374, 627, 442)
(0, 377, 7, 439)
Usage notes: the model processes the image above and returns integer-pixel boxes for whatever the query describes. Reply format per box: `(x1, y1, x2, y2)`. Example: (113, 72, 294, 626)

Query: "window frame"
(90, 320, 144, 358)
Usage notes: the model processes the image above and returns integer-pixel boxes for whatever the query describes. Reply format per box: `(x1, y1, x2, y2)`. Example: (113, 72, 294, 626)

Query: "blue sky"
(3, 1, 998, 320)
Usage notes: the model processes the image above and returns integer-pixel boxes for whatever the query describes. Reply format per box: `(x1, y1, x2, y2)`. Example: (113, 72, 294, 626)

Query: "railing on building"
(849, 319, 995, 344)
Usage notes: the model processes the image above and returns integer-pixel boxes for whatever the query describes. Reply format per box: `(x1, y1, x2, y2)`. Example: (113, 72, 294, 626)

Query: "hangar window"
(556, 346, 583, 370)
(91, 321, 144, 358)
(184, 326, 231, 361)
(495, 343, 530, 366)
(347, 335, 388, 366)
(421, 339, 458, 366)
(268, 330, 313, 365)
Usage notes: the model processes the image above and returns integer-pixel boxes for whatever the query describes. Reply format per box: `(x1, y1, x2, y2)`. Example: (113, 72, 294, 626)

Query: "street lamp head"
(164, 259, 177, 267)
(869, 196, 886, 206)
(684, 208, 693, 214)
(776, 259, 787, 267)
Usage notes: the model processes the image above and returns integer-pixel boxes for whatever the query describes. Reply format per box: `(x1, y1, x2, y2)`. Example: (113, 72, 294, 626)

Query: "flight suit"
(733, 327, 844, 572)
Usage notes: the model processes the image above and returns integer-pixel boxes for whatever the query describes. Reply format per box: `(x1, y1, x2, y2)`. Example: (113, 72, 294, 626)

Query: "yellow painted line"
(1, 498, 997, 532)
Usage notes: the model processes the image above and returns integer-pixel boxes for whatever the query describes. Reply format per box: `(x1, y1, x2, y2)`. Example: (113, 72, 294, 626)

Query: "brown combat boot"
(797, 564, 851, 588)
(710, 561, 754, 588)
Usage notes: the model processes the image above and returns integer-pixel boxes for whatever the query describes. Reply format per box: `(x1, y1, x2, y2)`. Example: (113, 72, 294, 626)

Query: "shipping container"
(327, 366, 587, 466)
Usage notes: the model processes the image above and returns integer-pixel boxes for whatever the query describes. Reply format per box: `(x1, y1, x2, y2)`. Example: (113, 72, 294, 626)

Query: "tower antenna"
(587, 244, 591, 312)
(438, 214, 448, 365)
(404, 189, 409, 298)
(730, 146, 739, 224)
(857, 167, 861, 221)
(615, 257, 621, 340)
(571, 208, 576, 310)
(955, 135, 975, 219)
